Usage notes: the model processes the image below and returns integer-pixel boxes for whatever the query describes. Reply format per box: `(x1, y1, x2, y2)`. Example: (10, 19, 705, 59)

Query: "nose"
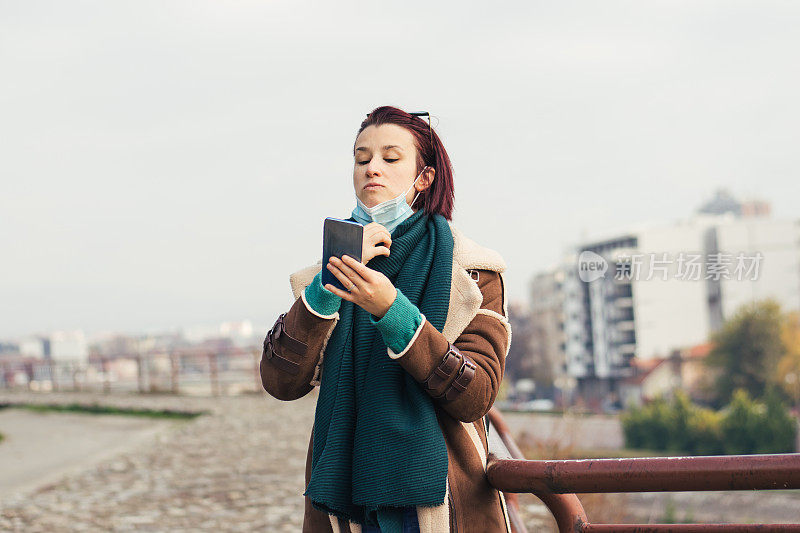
(365, 159, 383, 177)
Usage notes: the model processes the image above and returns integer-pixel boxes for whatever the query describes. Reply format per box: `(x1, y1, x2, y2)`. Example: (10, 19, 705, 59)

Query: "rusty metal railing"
(485, 407, 800, 533)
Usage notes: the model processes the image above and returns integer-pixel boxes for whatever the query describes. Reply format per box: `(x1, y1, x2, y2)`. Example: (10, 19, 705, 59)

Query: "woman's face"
(353, 123, 433, 209)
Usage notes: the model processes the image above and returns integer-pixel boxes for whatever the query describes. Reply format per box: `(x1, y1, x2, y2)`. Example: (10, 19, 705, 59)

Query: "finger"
(365, 225, 392, 248)
(366, 221, 389, 233)
(324, 282, 353, 301)
(341, 254, 375, 281)
(375, 246, 390, 257)
(375, 230, 391, 248)
(327, 261, 359, 291)
(331, 256, 367, 287)
(330, 257, 367, 288)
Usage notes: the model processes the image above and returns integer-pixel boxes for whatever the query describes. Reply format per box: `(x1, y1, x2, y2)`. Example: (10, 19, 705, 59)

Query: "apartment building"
(529, 195, 800, 405)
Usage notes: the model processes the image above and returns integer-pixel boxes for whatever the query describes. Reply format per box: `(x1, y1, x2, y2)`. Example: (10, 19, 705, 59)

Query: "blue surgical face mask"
(351, 166, 428, 233)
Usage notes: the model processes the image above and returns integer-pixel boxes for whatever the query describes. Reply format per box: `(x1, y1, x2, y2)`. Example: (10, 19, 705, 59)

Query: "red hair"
(355, 106, 455, 220)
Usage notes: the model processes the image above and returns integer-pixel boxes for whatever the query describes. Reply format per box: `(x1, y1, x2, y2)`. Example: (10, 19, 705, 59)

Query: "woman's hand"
(361, 222, 392, 264)
(324, 255, 397, 318)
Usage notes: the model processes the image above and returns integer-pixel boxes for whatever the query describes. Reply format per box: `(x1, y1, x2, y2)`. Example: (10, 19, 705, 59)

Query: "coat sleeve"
(260, 289, 340, 401)
(389, 269, 511, 422)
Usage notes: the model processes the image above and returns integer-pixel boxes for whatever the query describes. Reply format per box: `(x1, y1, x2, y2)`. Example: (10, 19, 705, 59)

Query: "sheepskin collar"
(289, 221, 505, 343)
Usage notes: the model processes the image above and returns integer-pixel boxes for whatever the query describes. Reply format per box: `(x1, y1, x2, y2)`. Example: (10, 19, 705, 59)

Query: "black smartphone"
(322, 217, 364, 291)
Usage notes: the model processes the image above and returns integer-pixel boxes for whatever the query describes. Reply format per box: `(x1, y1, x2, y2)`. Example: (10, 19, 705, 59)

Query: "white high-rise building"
(710, 217, 800, 328)
(529, 196, 800, 403)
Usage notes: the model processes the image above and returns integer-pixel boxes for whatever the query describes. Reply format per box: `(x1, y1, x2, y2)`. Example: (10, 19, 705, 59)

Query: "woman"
(261, 106, 512, 533)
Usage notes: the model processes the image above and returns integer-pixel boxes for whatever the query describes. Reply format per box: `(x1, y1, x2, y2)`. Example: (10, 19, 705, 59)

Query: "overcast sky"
(1, 1, 798, 339)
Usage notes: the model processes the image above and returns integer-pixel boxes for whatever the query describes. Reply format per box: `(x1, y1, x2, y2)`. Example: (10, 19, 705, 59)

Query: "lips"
(364, 183, 384, 190)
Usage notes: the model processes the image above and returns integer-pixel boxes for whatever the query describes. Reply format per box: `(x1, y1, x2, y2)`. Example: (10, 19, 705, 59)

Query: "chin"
(359, 192, 388, 207)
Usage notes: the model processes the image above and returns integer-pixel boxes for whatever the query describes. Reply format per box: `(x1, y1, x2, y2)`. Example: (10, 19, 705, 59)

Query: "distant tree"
(705, 299, 785, 406)
(721, 388, 796, 454)
(759, 386, 797, 453)
(621, 396, 672, 451)
(720, 389, 763, 454)
(621, 389, 795, 455)
(668, 391, 693, 453)
(528, 317, 556, 391)
(506, 302, 536, 383)
(778, 311, 800, 407)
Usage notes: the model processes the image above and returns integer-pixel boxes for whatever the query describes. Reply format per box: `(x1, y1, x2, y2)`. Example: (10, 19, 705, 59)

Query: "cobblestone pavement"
(1, 390, 797, 532)
(0, 407, 175, 499)
(0, 390, 315, 532)
(0, 390, 553, 532)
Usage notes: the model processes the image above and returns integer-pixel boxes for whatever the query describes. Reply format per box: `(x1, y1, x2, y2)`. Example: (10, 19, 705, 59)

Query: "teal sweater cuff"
(303, 270, 342, 316)
(369, 288, 424, 354)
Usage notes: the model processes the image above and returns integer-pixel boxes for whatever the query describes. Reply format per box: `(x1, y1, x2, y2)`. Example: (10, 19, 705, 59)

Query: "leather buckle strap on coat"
(263, 312, 308, 375)
(439, 351, 477, 403)
(422, 343, 463, 396)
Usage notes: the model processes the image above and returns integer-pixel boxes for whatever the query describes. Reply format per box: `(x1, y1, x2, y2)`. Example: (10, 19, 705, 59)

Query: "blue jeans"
(362, 507, 420, 533)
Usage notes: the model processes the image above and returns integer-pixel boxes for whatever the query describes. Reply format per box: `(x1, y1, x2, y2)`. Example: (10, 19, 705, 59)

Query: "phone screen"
(322, 218, 364, 291)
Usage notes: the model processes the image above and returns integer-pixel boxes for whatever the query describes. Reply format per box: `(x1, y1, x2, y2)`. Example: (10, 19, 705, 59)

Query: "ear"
(417, 166, 435, 191)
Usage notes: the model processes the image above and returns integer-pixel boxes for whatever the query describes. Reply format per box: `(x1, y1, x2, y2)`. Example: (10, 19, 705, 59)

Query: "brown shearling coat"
(260, 223, 513, 533)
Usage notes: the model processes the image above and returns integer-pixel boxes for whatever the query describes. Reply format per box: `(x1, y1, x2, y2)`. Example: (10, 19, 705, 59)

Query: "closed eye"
(356, 158, 399, 165)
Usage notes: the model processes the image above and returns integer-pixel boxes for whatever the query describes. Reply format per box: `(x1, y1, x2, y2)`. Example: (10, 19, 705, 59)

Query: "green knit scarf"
(303, 209, 453, 532)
